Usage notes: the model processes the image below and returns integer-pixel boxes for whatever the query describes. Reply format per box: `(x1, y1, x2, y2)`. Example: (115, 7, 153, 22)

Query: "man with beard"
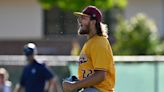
(62, 6, 116, 92)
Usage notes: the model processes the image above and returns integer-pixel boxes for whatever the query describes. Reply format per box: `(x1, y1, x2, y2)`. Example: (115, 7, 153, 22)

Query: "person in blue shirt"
(14, 43, 61, 92)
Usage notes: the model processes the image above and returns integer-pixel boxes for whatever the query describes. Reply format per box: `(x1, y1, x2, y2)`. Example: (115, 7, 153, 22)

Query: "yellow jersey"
(78, 35, 115, 92)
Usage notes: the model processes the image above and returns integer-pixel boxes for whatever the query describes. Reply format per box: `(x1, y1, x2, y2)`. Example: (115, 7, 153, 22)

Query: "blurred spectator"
(70, 40, 80, 56)
(0, 68, 12, 92)
(14, 43, 62, 92)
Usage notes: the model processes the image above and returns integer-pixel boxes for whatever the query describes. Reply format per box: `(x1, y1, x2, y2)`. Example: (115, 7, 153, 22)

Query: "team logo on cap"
(92, 14, 96, 17)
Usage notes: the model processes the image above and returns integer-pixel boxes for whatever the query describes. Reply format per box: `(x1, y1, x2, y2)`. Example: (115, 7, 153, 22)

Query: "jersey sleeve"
(91, 41, 113, 71)
(42, 65, 54, 80)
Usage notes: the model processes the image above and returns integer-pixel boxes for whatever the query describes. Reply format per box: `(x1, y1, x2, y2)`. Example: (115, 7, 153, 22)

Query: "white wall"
(125, 0, 164, 37)
(0, 0, 43, 40)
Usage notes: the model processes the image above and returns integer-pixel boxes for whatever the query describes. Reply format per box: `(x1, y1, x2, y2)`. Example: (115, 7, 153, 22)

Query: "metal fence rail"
(0, 55, 164, 66)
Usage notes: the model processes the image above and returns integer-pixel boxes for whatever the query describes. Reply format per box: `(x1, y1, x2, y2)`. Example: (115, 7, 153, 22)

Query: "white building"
(0, 0, 43, 40)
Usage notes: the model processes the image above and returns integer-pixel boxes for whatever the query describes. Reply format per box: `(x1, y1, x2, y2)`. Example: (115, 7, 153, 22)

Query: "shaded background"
(0, 0, 164, 92)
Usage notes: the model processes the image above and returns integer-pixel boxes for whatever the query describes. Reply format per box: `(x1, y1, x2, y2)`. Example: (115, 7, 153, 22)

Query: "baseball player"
(62, 6, 116, 92)
(14, 43, 60, 92)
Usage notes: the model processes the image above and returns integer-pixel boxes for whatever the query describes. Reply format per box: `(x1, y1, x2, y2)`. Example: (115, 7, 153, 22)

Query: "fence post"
(154, 61, 159, 92)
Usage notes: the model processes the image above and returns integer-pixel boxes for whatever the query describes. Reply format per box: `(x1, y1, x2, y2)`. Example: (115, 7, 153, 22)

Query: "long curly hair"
(96, 21, 108, 38)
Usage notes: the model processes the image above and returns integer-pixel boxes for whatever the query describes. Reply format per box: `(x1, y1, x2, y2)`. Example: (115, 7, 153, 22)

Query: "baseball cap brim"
(73, 12, 89, 16)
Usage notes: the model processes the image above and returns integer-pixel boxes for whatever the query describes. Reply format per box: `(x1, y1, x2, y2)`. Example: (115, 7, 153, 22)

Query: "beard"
(78, 24, 90, 35)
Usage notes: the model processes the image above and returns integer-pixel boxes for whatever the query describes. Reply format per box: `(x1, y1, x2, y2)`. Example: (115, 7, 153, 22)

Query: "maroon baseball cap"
(74, 6, 102, 22)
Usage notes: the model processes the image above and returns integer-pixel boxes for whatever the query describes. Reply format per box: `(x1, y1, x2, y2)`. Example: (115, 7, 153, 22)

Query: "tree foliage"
(38, 0, 127, 11)
(113, 13, 162, 55)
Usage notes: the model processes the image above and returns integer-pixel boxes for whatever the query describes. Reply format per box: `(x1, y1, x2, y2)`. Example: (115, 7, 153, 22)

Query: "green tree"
(113, 13, 160, 55)
(156, 41, 164, 54)
(38, 0, 127, 11)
